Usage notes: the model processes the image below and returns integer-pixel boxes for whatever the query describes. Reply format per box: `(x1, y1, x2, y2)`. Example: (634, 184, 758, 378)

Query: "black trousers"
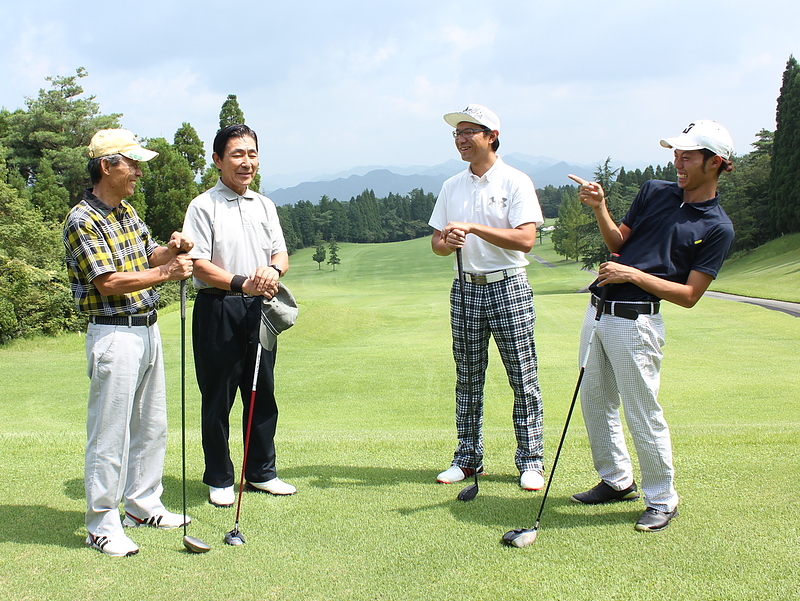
(193, 292, 279, 488)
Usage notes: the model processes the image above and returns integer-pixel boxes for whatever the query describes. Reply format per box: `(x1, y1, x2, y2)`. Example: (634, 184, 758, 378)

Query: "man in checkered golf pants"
(428, 104, 546, 492)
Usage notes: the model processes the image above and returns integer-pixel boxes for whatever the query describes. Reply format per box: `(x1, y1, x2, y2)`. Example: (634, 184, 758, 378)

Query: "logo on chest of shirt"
(487, 196, 508, 208)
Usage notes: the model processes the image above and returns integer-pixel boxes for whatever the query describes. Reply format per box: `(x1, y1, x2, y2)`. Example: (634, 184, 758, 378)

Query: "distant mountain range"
(262, 154, 597, 206)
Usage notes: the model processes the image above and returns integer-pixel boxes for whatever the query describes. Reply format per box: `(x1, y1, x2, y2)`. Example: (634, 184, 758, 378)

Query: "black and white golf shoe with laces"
(123, 510, 191, 529)
(86, 532, 139, 557)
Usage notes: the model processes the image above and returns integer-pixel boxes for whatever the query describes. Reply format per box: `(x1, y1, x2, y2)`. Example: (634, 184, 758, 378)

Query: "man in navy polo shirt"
(567, 120, 735, 532)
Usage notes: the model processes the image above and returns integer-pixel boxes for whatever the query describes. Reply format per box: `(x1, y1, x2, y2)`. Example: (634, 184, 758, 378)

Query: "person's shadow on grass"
(0, 504, 86, 548)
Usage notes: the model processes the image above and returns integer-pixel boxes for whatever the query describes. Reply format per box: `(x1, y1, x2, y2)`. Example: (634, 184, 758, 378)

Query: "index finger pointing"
(568, 174, 590, 186)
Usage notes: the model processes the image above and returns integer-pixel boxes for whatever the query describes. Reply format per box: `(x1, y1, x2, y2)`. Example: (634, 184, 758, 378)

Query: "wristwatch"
(270, 264, 282, 277)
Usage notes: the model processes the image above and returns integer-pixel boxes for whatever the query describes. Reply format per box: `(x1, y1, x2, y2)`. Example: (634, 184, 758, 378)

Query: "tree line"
(550, 55, 799, 269)
(2, 56, 799, 341)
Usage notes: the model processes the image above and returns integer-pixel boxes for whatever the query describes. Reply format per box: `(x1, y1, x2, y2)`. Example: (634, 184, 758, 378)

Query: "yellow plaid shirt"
(63, 189, 159, 316)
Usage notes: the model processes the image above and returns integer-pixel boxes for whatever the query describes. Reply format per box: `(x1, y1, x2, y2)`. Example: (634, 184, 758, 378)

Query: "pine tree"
(327, 238, 341, 271)
(312, 239, 326, 269)
(218, 94, 246, 131)
(173, 122, 205, 177)
(768, 55, 800, 235)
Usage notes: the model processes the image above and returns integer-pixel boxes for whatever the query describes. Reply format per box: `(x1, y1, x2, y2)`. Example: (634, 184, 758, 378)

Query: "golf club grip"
(592, 253, 618, 321)
(180, 279, 186, 320)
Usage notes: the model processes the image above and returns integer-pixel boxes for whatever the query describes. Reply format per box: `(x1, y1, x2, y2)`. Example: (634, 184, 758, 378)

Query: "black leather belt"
(89, 312, 158, 327)
(591, 295, 660, 320)
(199, 288, 247, 297)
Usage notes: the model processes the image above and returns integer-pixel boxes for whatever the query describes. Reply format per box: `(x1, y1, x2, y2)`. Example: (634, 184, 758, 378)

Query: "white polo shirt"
(429, 157, 543, 273)
(183, 179, 287, 289)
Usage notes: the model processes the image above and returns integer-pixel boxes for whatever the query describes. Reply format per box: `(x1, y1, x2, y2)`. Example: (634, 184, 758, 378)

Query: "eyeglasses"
(452, 128, 490, 139)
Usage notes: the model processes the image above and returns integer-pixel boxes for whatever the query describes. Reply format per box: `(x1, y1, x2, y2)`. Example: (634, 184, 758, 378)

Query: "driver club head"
(502, 528, 538, 548)
(183, 535, 211, 553)
(224, 528, 246, 546)
(456, 483, 478, 502)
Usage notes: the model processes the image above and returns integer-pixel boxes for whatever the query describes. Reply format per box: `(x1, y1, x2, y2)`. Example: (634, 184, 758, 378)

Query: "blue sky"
(1, 0, 797, 180)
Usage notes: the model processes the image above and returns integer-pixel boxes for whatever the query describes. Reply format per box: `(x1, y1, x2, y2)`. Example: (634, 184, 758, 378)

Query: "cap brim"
(660, 138, 703, 151)
(120, 147, 159, 162)
(444, 112, 484, 129)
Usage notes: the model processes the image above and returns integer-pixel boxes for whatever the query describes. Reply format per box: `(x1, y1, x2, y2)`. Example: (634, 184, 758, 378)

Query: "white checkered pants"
(449, 273, 544, 473)
(578, 302, 678, 511)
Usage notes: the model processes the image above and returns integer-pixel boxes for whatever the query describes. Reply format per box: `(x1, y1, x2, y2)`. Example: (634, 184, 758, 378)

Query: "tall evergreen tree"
(218, 94, 246, 131)
(768, 55, 800, 235)
(327, 238, 341, 270)
(139, 138, 198, 241)
(173, 122, 205, 177)
(312, 239, 326, 269)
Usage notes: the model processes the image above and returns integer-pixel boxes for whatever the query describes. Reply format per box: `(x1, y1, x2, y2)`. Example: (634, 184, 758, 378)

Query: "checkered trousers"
(578, 303, 678, 511)
(449, 273, 544, 473)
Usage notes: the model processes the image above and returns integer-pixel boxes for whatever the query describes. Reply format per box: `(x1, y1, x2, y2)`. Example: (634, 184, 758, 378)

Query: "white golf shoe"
(246, 477, 297, 495)
(436, 465, 482, 484)
(123, 510, 191, 529)
(209, 485, 235, 507)
(520, 470, 545, 491)
(86, 532, 139, 557)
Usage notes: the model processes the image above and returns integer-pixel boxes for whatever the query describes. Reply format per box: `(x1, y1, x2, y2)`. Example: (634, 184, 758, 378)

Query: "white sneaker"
(520, 470, 545, 491)
(86, 532, 139, 557)
(436, 465, 481, 484)
(246, 477, 297, 495)
(123, 510, 191, 529)
(209, 485, 235, 507)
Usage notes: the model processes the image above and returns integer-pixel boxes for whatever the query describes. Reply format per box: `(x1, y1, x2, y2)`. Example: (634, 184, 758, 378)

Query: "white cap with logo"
(443, 104, 501, 134)
(660, 120, 734, 160)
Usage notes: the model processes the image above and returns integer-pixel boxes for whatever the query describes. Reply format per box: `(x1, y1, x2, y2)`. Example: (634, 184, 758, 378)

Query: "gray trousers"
(84, 322, 168, 538)
(578, 303, 678, 512)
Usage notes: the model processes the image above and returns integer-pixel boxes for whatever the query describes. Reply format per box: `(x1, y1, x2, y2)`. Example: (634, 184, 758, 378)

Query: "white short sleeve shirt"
(429, 157, 544, 273)
(182, 179, 287, 289)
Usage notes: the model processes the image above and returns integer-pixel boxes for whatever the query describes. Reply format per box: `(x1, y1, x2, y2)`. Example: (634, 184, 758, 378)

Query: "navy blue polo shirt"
(589, 179, 734, 302)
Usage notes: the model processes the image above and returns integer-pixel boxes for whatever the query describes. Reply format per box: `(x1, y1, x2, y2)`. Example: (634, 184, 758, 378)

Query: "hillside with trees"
(1, 57, 798, 342)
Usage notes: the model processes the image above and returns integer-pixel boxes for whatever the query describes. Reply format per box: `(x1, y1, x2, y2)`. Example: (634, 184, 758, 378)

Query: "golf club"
(455, 248, 480, 502)
(502, 268, 614, 548)
(180, 279, 210, 553)
(224, 339, 262, 546)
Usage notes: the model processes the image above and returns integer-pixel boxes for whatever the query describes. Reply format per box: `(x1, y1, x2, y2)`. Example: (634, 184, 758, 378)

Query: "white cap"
(443, 104, 500, 133)
(660, 120, 734, 160)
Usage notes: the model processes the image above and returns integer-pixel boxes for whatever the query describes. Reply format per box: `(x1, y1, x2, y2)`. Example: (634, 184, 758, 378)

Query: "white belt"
(462, 267, 525, 285)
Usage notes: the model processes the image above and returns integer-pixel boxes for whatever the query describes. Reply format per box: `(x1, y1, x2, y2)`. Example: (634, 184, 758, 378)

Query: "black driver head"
(457, 483, 478, 501)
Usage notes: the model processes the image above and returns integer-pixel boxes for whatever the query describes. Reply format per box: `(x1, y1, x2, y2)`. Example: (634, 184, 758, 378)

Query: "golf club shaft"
(530, 281, 611, 529)
(180, 279, 187, 538)
(455, 248, 478, 491)
(232, 341, 263, 529)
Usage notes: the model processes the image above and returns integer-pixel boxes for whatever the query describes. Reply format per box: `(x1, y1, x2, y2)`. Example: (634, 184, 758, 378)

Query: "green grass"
(710, 232, 800, 302)
(1, 236, 799, 601)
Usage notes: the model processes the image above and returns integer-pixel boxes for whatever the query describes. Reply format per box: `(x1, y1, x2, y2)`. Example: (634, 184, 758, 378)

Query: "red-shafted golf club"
(224, 340, 262, 546)
(502, 255, 617, 547)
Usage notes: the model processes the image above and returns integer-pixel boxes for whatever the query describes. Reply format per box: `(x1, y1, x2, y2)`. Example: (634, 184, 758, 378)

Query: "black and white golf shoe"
(86, 532, 139, 557)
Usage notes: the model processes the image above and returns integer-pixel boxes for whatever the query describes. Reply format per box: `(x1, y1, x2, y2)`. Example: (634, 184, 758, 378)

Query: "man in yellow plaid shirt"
(63, 129, 194, 557)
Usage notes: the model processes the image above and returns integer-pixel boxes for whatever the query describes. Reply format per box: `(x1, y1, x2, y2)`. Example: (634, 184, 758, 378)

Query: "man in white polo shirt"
(429, 104, 546, 491)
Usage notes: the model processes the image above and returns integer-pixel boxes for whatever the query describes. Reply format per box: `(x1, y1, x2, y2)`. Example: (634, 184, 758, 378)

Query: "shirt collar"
(83, 188, 120, 217)
(214, 178, 257, 202)
(674, 185, 721, 212)
(469, 156, 504, 183)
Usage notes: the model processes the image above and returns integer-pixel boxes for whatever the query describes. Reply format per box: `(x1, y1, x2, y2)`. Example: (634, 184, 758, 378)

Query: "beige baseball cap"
(88, 129, 159, 161)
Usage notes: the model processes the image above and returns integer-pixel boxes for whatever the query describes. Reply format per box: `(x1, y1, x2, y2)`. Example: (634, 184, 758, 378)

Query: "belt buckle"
(470, 273, 487, 285)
